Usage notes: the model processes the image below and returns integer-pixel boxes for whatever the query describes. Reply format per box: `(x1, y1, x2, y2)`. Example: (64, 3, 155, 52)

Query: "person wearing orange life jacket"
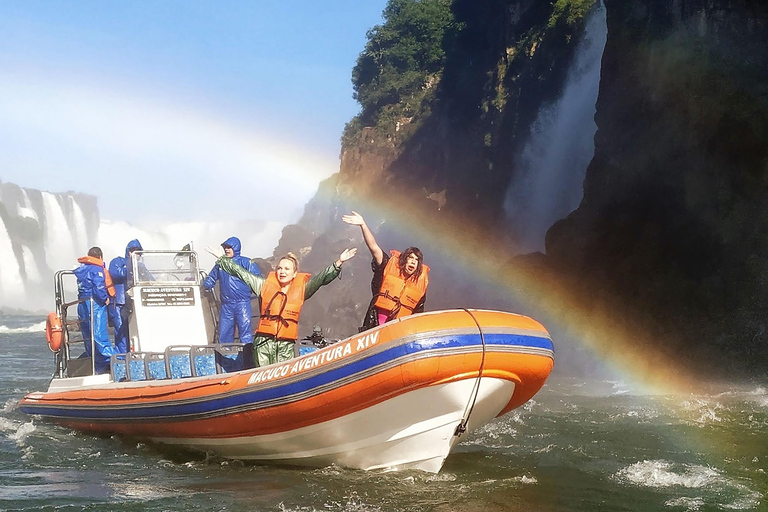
(342, 211, 429, 331)
(73, 246, 119, 374)
(207, 247, 357, 367)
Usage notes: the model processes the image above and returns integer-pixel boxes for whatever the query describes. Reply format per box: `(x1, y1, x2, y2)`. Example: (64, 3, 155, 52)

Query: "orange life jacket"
(256, 271, 310, 341)
(374, 250, 429, 320)
(77, 255, 116, 298)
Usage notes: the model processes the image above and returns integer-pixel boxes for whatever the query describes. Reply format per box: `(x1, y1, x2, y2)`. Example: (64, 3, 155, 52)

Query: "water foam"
(681, 398, 723, 425)
(616, 460, 722, 488)
(665, 496, 705, 510)
(0, 321, 46, 333)
(0, 416, 36, 446)
(615, 459, 764, 508)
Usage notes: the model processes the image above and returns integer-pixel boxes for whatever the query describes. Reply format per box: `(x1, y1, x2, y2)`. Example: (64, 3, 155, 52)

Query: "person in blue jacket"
(203, 237, 261, 353)
(108, 239, 143, 353)
(74, 246, 118, 374)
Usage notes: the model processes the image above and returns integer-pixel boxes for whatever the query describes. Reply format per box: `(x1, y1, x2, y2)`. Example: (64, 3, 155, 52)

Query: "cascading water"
(42, 192, 80, 271)
(20, 246, 42, 285)
(503, 2, 607, 254)
(0, 185, 98, 310)
(69, 196, 90, 254)
(0, 181, 284, 311)
(0, 216, 24, 304)
(18, 189, 38, 222)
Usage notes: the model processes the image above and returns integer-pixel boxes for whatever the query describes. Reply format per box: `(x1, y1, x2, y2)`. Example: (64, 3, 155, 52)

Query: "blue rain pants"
(78, 299, 116, 374)
(218, 300, 253, 345)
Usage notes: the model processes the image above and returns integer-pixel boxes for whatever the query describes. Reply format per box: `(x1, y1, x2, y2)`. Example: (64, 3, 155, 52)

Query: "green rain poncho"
(215, 256, 341, 367)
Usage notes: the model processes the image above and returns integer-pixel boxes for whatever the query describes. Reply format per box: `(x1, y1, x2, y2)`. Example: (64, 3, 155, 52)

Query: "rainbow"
(323, 186, 705, 395)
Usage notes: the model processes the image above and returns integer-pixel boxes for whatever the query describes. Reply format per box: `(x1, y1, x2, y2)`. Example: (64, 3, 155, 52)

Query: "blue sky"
(0, 1, 387, 225)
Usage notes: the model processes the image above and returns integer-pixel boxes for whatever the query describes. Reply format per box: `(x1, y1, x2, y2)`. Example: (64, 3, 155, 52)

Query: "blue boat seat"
(127, 352, 148, 381)
(111, 354, 127, 382)
(146, 352, 168, 380)
(192, 346, 216, 377)
(166, 346, 193, 379)
(110, 344, 251, 382)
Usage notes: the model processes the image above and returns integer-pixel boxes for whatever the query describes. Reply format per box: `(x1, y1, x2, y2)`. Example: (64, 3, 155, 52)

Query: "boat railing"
(52, 270, 101, 378)
(59, 296, 98, 377)
(110, 343, 247, 382)
(198, 269, 222, 343)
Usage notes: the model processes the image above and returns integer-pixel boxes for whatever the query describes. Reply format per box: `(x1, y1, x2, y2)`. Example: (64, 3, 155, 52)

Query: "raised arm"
(206, 246, 265, 296)
(305, 248, 357, 300)
(341, 211, 384, 265)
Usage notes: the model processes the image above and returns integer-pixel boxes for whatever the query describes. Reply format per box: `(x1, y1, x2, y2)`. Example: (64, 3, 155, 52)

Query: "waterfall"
(42, 192, 79, 271)
(69, 196, 89, 252)
(503, 2, 607, 253)
(20, 246, 42, 285)
(1, 182, 282, 311)
(18, 189, 38, 222)
(0, 216, 24, 305)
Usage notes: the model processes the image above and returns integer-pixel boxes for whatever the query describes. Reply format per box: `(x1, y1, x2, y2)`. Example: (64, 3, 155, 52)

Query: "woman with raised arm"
(207, 247, 356, 367)
(342, 211, 429, 331)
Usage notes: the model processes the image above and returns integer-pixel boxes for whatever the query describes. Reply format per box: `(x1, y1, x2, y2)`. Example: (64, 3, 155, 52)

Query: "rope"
(454, 308, 487, 437)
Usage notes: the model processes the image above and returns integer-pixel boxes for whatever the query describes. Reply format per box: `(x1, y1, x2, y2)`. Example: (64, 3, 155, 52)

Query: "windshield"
(130, 251, 200, 285)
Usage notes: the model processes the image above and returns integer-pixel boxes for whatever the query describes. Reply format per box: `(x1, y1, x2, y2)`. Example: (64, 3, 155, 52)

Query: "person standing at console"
(203, 237, 262, 357)
(108, 239, 143, 353)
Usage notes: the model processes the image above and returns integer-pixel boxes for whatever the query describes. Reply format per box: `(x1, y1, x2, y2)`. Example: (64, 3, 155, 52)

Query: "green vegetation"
(548, 0, 596, 28)
(343, 0, 458, 149)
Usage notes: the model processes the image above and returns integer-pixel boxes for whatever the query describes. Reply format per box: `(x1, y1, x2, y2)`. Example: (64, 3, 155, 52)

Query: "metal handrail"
(52, 270, 99, 378)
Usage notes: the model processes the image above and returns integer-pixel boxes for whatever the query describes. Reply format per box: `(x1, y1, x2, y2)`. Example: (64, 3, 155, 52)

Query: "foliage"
(548, 0, 596, 28)
(346, 0, 457, 147)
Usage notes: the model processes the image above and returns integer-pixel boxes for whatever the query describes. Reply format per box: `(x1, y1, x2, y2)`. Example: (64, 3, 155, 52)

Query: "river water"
(1, 315, 766, 511)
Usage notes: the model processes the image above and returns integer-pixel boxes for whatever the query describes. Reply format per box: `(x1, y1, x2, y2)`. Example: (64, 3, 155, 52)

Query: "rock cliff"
(546, 0, 768, 375)
(272, 0, 768, 379)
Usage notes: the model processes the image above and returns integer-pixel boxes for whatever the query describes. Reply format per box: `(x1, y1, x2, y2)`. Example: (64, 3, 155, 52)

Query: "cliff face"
(274, 0, 768, 378)
(274, 0, 599, 341)
(546, 0, 768, 375)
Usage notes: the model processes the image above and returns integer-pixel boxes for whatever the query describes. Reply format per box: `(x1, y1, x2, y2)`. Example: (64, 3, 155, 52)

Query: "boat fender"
(45, 312, 63, 352)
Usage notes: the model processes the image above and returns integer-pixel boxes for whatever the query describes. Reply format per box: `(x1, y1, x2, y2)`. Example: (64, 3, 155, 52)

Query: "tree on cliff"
(348, 0, 457, 138)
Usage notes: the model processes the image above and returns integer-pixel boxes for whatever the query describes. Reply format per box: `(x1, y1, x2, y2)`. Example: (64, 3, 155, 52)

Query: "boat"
(19, 248, 554, 473)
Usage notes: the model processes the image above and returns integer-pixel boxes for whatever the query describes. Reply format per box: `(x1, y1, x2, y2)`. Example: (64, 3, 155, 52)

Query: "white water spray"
(0, 216, 24, 305)
(69, 196, 89, 252)
(17, 189, 38, 222)
(42, 192, 79, 271)
(2, 182, 284, 311)
(504, 2, 607, 253)
(20, 246, 42, 286)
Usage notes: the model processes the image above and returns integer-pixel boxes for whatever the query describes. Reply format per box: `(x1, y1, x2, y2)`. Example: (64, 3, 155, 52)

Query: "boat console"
(126, 250, 213, 352)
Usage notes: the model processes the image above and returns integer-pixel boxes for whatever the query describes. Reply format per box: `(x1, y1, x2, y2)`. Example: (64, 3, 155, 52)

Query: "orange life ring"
(45, 312, 63, 352)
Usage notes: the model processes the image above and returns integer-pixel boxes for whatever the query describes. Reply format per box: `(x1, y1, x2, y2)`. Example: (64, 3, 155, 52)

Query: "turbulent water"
(1, 315, 766, 512)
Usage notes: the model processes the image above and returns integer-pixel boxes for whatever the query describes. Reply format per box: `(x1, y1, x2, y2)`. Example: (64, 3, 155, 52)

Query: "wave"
(615, 460, 763, 510)
(0, 321, 45, 334)
(616, 460, 722, 489)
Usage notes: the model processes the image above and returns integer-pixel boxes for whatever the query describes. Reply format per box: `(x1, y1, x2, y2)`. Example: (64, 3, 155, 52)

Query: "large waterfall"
(503, 3, 607, 253)
(0, 180, 284, 312)
(0, 181, 99, 311)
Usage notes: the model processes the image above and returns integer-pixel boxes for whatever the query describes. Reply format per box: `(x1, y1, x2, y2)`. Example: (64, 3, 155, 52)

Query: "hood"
(124, 239, 143, 259)
(73, 257, 102, 279)
(77, 255, 104, 267)
(222, 236, 241, 256)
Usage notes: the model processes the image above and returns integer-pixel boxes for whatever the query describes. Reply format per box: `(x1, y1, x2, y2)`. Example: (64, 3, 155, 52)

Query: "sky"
(0, 0, 388, 227)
